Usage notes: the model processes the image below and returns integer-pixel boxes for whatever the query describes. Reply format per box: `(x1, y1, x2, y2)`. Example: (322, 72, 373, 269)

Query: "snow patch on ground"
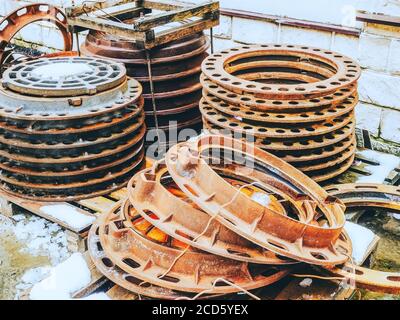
(30, 253, 91, 300)
(251, 192, 271, 206)
(356, 150, 400, 183)
(11, 214, 69, 265)
(21, 266, 52, 284)
(40, 204, 95, 230)
(299, 278, 313, 288)
(16, 267, 52, 295)
(0, 213, 71, 299)
(345, 221, 376, 265)
(393, 213, 400, 220)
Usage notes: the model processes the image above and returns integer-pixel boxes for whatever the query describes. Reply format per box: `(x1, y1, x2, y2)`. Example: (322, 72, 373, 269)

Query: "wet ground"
(0, 213, 70, 300)
(350, 208, 400, 300)
(0, 230, 49, 299)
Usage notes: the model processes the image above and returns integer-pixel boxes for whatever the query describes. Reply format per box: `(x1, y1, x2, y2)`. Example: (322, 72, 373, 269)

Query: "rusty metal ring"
(203, 119, 355, 151)
(127, 162, 300, 264)
(275, 134, 356, 163)
(0, 119, 146, 161)
(202, 89, 358, 124)
(324, 183, 400, 294)
(0, 99, 144, 136)
(135, 64, 202, 83)
(0, 78, 142, 121)
(0, 3, 73, 66)
(82, 32, 209, 65)
(0, 136, 143, 178)
(0, 110, 145, 150)
(0, 147, 144, 190)
(87, 211, 223, 300)
(202, 123, 356, 181)
(306, 153, 355, 182)
(201, 75, 357, 112)
(327, 183, 400, 211)
(165, 135, 352, 266)
(98, 201, 291, 294)
(202, 44, 361, 99)
(142, 81, 202, 100)
(147, 116, 202, 132)
(0, 124, 145, 166)
(0, 155, 145, 202)
(0, 115, 145, 164)
(144, 100, 199, 116)
(294, 142, 356, 172)
(200, 99, 354, 139)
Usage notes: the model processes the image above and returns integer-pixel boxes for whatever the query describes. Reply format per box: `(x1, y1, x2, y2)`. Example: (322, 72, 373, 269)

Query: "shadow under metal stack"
(200, 44, 361, 182)
(81, 31, 209, 153)
(0, 56, 145, 201)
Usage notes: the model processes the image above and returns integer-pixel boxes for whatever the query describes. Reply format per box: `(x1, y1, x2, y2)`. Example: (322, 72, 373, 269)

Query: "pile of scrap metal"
(68, 0, 219, 153)
(201, 45, 361, 182)
(2, 1, 400, 299)
(0, 55, 145, 201)
(87, 134, 400, 298)
(1, 1, 219, 154)
(0, 0, 219, 199)
(81, 30, 208, 152)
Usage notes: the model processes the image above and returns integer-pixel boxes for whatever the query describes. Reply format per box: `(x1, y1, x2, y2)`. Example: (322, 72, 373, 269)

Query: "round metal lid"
(2, 56, 127, 97)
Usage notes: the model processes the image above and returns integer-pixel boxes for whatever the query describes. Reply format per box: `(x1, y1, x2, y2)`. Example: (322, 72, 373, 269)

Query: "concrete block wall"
(1, 0, 400, 154)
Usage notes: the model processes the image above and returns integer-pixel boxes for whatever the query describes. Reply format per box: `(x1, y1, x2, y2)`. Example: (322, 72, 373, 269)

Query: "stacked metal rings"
(0, 56, 145, 201)
(88, 134, 352, 298)
(81, 30, 209, 152)
(200, 44, 361, 182)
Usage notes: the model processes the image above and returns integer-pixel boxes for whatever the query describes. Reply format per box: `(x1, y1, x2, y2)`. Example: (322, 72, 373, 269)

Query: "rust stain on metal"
(93, 200, 291, 294)
(126, 162, 297, 265)
(165, 135, 351, 266)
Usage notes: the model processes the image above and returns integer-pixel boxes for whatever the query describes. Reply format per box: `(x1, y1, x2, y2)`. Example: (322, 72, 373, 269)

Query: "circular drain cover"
(2, 56, 126, 97)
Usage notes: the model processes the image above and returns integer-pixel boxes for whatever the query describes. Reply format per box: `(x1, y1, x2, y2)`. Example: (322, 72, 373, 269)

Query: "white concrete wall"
(2, 0, 400, 154)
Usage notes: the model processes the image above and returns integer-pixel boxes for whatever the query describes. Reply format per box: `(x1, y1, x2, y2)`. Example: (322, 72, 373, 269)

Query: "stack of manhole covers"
(81, 30, 208, 154)
(200, 44, 361, 182)
(89, 134, 354, 299)
(0, 56, 145, 201)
